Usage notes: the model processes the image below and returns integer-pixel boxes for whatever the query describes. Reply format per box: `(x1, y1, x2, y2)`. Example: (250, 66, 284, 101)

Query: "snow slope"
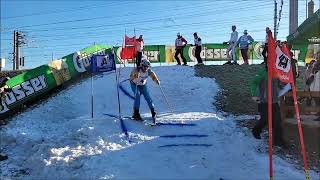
(0, 66, 318, 179)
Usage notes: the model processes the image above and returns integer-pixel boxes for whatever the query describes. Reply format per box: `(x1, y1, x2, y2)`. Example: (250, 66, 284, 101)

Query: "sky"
(1, 66, 318, 179)
(0, 0, 319, 69)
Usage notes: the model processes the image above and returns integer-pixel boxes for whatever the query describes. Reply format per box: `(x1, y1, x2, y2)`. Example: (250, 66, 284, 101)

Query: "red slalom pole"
(291, 84, 310, 180)
(267, 65, 273, 180)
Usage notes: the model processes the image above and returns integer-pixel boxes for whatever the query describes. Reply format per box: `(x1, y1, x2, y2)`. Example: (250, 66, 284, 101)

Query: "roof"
(287, 9, 320, 45)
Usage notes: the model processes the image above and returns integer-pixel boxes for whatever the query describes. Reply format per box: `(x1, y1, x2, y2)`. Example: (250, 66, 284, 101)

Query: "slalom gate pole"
(91, 68, 94, 118)
(133, 27, 136, 69)
(91, 43, 97, 119)
(159, 84, 174, 113)
(134, 72, 140, 109)
(267, 64, 273, 180)
(115, 56, 122, 119)
(291, 83, 310, 180)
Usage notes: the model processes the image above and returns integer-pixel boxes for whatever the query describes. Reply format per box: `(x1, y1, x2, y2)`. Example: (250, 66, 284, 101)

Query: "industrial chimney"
(308, 0, 314, 18)
(289, 0, 298, 35)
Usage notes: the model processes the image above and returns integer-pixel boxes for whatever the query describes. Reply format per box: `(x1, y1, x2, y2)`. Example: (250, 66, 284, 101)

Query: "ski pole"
(159, 84, 174, 113)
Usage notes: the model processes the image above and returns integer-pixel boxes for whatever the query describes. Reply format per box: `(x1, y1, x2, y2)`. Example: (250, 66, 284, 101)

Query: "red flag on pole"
(120, 35, 136, 61)
(267, 31, 310, 180)
(268, 34, 294, 84)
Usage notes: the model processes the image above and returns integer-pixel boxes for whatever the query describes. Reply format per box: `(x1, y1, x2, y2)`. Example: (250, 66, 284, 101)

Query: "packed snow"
(0, 66, 318, 179)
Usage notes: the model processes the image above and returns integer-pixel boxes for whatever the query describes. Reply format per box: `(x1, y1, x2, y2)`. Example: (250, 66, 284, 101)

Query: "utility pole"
(13, 31, 16, 70)
(274, 0, 278, 40)
(306, 0, 308, 19)
(13, 31, 26, 70)
(15, 31, 20, 70)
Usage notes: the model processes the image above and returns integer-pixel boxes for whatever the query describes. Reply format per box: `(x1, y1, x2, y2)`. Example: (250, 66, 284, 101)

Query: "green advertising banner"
(114, 42, 267, 64)
(0, 44, 112, 117)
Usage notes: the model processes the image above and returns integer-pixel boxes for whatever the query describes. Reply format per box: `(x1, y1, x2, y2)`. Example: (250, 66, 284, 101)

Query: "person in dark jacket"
(261, 27, 270, 64)
(250, 67, 284, 146)
(192, 32, 203, 65)
(175, 32, 188, 65)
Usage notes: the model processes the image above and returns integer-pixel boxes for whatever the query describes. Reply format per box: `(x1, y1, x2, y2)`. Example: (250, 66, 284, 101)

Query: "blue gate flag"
(91, 53, 116, 73)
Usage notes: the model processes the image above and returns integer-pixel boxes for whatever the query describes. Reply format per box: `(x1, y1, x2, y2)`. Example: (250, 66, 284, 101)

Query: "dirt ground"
(195, 64, 319, 173)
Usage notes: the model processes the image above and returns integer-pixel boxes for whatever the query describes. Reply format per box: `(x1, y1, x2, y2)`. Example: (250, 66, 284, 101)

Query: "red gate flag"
(120, 35, 136, 60)
(124, 35, 136, 46)
(267, 31, 294, 84)
(267, 30, 310, 180)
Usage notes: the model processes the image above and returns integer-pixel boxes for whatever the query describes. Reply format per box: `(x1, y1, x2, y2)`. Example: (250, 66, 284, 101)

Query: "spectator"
(250, 66, 284, 146)
(0, 77, 11, 107)
(261, 27, 270, 64)
(224, 25, 238, 65)
(175, 32, 188, 65)
(192, 32, 203, 65)
(304, 59, 316, 91)
(306, 59, 320, 92)
(287, 44, 299, 84)
(136, 35, 144, 69)
(129, 57, 160, 124)
(237, 30, 254, 65)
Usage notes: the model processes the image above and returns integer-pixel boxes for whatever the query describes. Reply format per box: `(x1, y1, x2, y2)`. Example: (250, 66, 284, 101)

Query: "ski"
(144, 121, 157, 126)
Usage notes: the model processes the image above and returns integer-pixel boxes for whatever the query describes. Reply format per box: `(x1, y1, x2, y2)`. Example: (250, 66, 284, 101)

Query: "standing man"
(225, 25, 238, 65)
(261, 27, 270, 64)
(136, 35, 144, 69)
(250, 66, 284, 146)
(193, 32, 203, 65)
(175, 32, 188, 65)
(237, 30, 254, 65)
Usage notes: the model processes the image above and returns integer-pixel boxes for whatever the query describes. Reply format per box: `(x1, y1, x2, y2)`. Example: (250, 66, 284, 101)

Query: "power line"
(1, 2, 128, 19)
(3, 1, 217, 30)
(0, 14, 292, 54)
(5, 2, 273, 31)
(23, 15, 274, 42)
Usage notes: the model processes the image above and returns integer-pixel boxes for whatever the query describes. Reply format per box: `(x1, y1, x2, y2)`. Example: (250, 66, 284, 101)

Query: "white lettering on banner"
(73, 52, 86, 73)
(188, 47, 196, 61)
(205, 48, 214, 59)
(0, 101, 9, 113)
(203, 47, 227, 60)
(189, 47, 228, 61)
(21, 81, 34, 96)
(30, 78, 43, 92)
(83, 57, 91, 68)
(12, 86, 26, 100)
(73, 49, 107, 73)
(189, 47, 206, 61)
(253, 42, 264, 59)
(275, 46, 291, 73)
(5, 92, 17, 105)
(144, 51, 159, 61)
(213, 49, 221, 59)
(221, 49, 227, 58)
(0, 75, 48, 114)
(38, 75, 47, 89)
